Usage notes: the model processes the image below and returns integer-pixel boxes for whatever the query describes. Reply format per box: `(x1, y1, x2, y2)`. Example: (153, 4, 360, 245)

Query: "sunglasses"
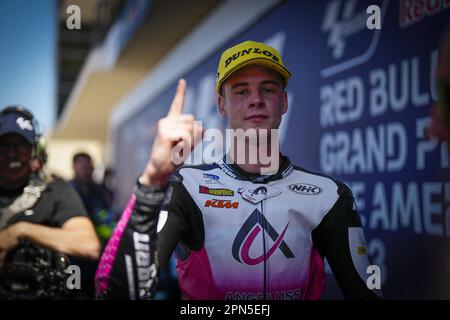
(0, 140, 32, 154)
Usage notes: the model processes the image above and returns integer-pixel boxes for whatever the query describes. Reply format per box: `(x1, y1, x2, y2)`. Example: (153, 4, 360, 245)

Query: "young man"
(0, 106, 100, 298)
(69, 152, 115, 243)
(96, 41, 380, 300)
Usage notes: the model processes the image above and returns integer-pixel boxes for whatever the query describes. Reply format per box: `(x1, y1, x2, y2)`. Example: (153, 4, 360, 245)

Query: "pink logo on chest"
(232, 209, 294, 265)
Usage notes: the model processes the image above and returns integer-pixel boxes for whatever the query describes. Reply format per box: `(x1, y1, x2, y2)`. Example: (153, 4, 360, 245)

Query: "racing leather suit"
(95, 155, 380, 300)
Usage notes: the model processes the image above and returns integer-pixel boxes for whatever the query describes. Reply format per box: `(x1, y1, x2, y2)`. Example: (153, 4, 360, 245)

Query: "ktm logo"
(204, 199, 239, 209)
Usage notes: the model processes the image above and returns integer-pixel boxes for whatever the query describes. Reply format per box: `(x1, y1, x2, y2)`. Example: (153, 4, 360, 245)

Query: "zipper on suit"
(260, 199, 267, 299)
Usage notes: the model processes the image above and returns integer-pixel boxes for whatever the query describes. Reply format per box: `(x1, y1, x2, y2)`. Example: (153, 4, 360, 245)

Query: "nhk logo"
(288, 183, 322, 195)
(204, 199, 239, 209)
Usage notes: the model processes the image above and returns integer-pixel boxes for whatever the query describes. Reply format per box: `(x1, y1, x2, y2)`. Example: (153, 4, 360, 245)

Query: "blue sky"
(0, 0, 56, 134)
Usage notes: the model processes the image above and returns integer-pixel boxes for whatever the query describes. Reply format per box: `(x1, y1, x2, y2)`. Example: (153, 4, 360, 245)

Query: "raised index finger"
(167, 79, 186, 117)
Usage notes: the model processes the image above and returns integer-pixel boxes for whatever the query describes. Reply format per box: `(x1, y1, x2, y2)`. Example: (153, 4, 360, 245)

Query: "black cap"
(0, 106, 37, 144)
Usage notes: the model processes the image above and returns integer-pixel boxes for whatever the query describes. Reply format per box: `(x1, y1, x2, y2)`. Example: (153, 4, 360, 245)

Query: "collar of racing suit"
(217, 153, 294, 183)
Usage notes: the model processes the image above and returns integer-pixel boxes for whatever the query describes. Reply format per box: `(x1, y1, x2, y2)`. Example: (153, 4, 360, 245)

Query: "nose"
(6, 146, 19, 158)
(248, 89, 265, 108)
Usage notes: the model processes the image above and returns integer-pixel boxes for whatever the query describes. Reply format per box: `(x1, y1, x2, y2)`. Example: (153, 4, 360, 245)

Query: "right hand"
(139, 79, 203, 188)
(0, 224, 22, 270)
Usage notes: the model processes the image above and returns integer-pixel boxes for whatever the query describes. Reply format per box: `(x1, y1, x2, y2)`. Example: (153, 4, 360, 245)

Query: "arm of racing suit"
(312, 183, 382, 300)
(94, 180, 166, 299)
(95, 174, 201, 299)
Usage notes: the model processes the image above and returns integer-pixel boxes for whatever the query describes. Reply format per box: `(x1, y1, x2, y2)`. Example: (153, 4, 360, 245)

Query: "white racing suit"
(95, 155, 381, 300)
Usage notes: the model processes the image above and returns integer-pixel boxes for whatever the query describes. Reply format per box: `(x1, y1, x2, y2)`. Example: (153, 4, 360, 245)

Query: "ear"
(218, 94, 227, 117)
(281, 91, 288, 115)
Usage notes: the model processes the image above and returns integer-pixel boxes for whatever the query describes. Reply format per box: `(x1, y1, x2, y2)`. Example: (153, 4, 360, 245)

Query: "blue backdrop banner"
(114, 0, 450, 299)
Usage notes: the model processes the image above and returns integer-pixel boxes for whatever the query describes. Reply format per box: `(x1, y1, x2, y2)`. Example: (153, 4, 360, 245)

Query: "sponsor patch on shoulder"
(203, 173, 220, 184)
(287, 183, 322, 195)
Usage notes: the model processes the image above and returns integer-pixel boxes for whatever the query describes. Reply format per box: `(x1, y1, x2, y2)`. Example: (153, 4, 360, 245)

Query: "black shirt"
(1, 178, 88, 228)
(0, 177, 90, 299)
(68, 180, 110, 225)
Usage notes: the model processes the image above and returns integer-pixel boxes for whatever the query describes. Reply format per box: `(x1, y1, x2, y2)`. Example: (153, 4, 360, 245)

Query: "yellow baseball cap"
(216, 40, 291, 93)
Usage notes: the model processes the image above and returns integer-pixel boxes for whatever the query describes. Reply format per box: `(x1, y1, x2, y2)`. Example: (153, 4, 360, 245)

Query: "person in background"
(0, 105, 100, 299)
(427, 24, 450, 299)
(101, 168, 115, 210)
(68, 152, 117, 299)
(69, 152, 116, 243)
(429, 26, 450, 141)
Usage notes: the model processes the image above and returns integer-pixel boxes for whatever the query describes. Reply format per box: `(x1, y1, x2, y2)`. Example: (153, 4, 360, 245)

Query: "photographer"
(0, 106, 100, 298)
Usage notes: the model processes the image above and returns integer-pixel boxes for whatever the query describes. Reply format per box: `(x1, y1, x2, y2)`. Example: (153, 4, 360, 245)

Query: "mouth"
(9, 161, 22, 169)
(244, 114, 268, 121)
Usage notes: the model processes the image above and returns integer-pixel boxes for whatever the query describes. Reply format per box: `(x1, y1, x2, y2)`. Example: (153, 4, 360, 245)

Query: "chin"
(231, 121, 277, 132)
(7, 170, 31, 183)
(253, 123, 277, 131)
